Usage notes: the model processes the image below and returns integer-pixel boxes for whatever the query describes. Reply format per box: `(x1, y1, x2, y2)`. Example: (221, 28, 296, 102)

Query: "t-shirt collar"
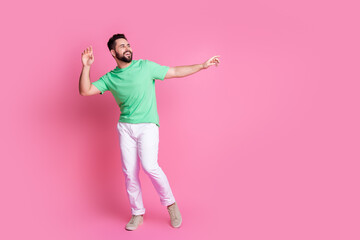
(114, 60, 136, 72)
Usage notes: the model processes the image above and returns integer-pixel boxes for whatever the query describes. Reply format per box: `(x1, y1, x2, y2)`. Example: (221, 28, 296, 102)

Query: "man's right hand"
(81, 46, 94, 67)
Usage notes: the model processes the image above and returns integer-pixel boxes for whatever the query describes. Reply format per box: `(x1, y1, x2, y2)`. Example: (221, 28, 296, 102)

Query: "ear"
(110, 49, 115, 57)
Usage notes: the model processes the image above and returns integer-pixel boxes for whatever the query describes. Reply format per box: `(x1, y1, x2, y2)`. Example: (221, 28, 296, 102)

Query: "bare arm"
(164, 55, 220, 79)
(79, 46, 101, 96)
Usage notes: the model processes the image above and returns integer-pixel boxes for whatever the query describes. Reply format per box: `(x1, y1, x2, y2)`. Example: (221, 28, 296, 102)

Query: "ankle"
(167, 202, 176, 208)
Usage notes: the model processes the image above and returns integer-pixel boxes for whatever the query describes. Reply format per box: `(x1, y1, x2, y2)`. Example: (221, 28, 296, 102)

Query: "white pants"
(116, 122, 176, 215)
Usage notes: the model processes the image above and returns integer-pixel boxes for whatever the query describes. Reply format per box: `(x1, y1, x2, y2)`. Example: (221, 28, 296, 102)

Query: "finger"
(210, 56, 220, 62)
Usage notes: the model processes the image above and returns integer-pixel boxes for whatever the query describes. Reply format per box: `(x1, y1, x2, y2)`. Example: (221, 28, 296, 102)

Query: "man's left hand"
(202, 55, 220, 69)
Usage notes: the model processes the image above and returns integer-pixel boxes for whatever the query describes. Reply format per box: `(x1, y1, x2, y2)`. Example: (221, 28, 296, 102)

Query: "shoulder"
(137, 59, 153, 69)
(141, 59, 161, 68)
(101, 71, 112, 80)
(98, 71, 110, 80)
(138, 59, 149, 65)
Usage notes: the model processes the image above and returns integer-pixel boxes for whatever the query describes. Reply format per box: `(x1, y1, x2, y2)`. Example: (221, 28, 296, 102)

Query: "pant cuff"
(132, 209, 145, 215)
(161, 199, 176, 206)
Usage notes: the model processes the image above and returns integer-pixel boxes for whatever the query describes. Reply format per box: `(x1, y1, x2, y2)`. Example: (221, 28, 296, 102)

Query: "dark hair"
(107, 34, 127, 51)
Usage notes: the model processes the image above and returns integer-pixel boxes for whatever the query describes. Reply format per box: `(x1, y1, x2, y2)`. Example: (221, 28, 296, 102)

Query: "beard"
(115, 50, 133, 63)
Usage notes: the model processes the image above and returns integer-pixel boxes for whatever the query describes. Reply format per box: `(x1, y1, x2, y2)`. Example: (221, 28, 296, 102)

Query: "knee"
(123, 168, 139, 180)
(142, 163, 161, 175)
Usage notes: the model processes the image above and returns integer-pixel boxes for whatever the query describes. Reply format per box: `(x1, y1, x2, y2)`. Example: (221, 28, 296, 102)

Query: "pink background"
(1, 0, 359, 239)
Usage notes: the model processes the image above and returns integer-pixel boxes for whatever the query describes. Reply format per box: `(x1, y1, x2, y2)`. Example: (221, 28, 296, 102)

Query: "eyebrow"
(119, 43, 131, 46)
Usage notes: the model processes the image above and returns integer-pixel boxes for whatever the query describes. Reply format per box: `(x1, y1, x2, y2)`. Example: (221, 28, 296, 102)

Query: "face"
(112, 38, 133, 63)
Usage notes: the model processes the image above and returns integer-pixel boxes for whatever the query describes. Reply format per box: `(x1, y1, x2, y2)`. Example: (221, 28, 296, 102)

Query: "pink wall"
(1, 0, 359, 239)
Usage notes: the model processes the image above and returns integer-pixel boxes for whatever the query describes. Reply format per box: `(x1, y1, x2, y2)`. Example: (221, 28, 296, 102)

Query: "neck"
(116, 59, 132, 69)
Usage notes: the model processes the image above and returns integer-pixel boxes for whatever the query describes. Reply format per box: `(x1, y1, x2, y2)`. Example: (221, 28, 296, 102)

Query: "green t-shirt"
(92, 59, 169, 127)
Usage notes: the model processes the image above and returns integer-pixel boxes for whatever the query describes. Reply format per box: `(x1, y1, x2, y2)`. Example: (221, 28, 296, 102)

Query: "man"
(79, 33, 220, 231)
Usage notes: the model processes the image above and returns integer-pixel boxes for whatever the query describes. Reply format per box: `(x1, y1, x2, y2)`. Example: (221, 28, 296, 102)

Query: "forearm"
(175, 64, 204, 78)
(79, 66, 91, 95)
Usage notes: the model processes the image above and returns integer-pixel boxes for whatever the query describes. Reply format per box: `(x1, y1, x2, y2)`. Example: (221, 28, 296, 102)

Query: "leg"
(117, 122, 145, 215)
(136, 123, 176, 206)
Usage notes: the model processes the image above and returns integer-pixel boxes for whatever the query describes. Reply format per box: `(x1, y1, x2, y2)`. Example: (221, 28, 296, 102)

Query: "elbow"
(79, 90, 88, 96)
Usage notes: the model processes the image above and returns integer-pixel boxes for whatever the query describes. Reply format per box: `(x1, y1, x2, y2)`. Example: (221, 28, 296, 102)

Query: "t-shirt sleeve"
(92, 74, 109, 95)
(146, 60, 170, 81)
